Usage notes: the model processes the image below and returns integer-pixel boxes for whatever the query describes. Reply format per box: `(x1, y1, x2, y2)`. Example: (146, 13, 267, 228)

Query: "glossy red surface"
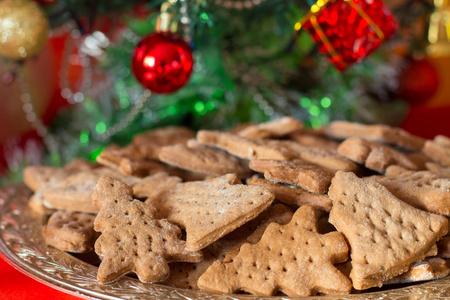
(131, 32, 194, 94)
(0, 256, 82, 299)
(303, 0, 398, 71)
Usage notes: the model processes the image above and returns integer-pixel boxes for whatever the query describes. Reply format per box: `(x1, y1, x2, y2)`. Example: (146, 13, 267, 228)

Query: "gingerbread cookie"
(93, 177, 202, 283)
(97, 144, 171, 177)
(197, 205, 352, 296)
(132, 126, 195, 160)
(371, 166, 450, 216)
(423, 136, 450, 167)
(44, 168, 140, 214)
(437, 236, 450, 258)
(407, 152, 433, 170)
(131, 172, 182, 202)
(329, 171, 448, 290)
(205, 173, 242, 185)
(288, 129, 339, 150)
(64, 158, 99, 172)
(282, 142, 359, 172)
(237, 116, 303, 139)
(159, 142, 252, 177)
(325, 121, 426, 151)
(24, 165, 78, 214)
(222, 204, 294, 262)
(385, 257, 450, 285)
(28, 193, 55, 216)
(24, 166, 72, 192)
(42, 211, 99, 253)
(426, 162, 450, 179)
(434, 135, 450, 147)
(337, 137, 417, 173)
(197, 130, 294, 161)
(163, 204, 293, 290)
(145, 175, 275, 251)
(163, 239, 236, 290)
(198, 130, 357, 172)
(249, 159, 335, 194)
(246, 176, 332, 211)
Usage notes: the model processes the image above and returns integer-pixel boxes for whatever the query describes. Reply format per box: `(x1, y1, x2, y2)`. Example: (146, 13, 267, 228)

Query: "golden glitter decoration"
(0, 0, 49, 60)
(427, 0, 450, 56)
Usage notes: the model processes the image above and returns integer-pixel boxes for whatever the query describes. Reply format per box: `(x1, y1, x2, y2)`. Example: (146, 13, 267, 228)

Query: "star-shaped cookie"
(197, 205, 352, 296)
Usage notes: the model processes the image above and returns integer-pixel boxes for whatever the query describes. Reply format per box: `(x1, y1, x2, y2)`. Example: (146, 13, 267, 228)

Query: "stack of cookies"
(23, 117, 450, 297)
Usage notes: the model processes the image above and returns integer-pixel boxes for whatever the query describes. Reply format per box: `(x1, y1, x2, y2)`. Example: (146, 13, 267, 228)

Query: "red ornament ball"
(131, 32, 194, 94)
(399, 58, 439, 105)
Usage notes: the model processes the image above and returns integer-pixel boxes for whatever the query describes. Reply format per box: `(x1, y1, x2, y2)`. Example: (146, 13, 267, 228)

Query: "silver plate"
(1, 184, 450, 299)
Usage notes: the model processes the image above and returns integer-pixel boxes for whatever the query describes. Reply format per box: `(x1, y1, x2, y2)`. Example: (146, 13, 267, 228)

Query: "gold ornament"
(0, 0, 49, 60)
(427, 0, 450, 57)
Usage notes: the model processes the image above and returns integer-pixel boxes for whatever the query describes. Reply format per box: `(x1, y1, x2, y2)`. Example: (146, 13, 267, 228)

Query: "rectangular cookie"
(42, 210, 99, 253)
(282, 142, 359, 172)
(426, 162, 450, 179)
(24, 166, 73, 192)
(197, 130, 294, 161)
(423, 137, 450, 167)
(324, 121, 426, 151)
(337, 137, 418, 173)
(97, 144, 172, 177)
(158, 142, 252, 177)
(288, 129, 339, 150)
(132, 126, 195, 160)
(44, 168, 140, 214)
(249, 159, 335, 194)
(246, 176, 332, 211)
(198, 130, 357, 173)
(131, 172, 182, 202)
(385, 257, 450, 285)
(237, 116, 303, 139)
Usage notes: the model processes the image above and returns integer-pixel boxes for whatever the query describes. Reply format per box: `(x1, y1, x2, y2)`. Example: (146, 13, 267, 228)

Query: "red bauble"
(131, 32, 194, 94)
(399, 58, 439, 105)
(302, 0, 398, 71)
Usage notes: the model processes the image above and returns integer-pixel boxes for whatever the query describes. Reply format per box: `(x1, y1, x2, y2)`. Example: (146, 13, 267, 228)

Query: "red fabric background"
(0, 257, 82, 300)
(401, 105, 450, 140)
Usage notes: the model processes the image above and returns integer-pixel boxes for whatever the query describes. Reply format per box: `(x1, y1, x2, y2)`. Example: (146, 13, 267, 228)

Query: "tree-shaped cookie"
(197, 205, 352, 296)
(329, 171, 449, 290)
(93, 176, 203, 283)
(372, 165, 450, 216)
(145, 175, 275, 251)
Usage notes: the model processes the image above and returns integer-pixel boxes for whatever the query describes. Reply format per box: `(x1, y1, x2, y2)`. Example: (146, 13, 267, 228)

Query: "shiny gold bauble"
(0, 0, 49, 60)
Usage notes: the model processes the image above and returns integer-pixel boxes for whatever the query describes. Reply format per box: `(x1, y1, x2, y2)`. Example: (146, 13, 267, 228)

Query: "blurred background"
(0, 0, 449, 185)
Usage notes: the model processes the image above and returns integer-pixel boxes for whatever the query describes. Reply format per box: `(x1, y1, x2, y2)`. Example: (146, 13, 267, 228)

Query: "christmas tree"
(0, 0, 444, 184)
